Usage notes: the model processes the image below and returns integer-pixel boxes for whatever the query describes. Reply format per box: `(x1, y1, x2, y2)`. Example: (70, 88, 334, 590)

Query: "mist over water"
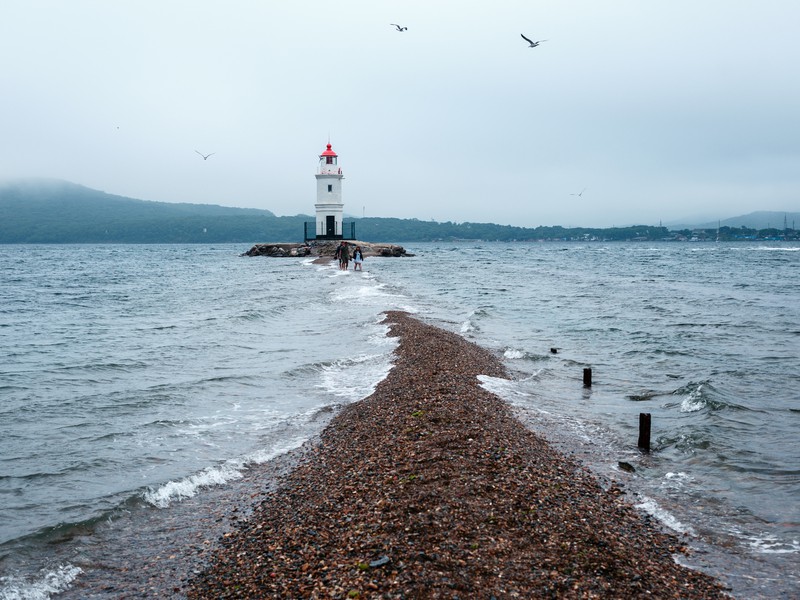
(1, 242, 797, 598)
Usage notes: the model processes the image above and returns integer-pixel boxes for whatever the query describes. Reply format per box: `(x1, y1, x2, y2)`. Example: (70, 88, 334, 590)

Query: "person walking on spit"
(352, 245, 364, 271)
(337, 241, 350, 270)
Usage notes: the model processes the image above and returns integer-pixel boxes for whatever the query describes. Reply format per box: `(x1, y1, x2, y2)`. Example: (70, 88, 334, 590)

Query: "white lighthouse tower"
(314, 142, 344, 239)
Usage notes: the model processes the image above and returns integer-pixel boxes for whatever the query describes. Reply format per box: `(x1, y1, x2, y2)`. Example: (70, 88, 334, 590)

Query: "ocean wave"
(142, 436, 307, 509)
(634, 494, 696, 535)
(478, 373, 545, 405)
(317, 353, 394, 401)
(502, 348, 552, 362)
(663, 381, 716, 413)
(745, 532, 800, 554)
(626, 390, 665, 402)
(0, 564, 82, 600)
(666, 381, 750, 414)
(752, 246, 800, 252)
(367, 322, 393, 345)
(661, 430, 712, 453)
(680, 384, 707, 412)
(661, 471, 693, 491)
(460, 319, 476, 333)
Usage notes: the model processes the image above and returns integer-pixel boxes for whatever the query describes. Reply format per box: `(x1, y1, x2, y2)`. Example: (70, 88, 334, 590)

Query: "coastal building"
(305, 142, 355, 241)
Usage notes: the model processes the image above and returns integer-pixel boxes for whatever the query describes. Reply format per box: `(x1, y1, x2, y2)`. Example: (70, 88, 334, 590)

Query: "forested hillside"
(0, 179, 306, 243)
(1, 179, 795, 243)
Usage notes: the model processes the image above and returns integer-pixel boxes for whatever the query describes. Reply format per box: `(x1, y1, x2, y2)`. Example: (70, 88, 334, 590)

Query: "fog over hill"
(691, 211, 800, 230)
(1, 179, 796, 243)
(1, 179, 276, 217)
(0, 179, 297, 244)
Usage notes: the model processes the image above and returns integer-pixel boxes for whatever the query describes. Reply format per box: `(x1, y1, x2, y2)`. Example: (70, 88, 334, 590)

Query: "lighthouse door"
(326, 215, 336, 238)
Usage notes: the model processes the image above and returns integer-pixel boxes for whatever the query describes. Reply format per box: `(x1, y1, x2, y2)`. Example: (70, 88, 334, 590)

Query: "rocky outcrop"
(242, 240, 413, 258)
(241, 243, 312, 257)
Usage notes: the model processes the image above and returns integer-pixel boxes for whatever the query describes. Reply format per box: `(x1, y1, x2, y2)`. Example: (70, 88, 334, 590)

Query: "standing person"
(338, 241, 350, 270)
(333, 242, 342, 266)
(352, 245, 364, 271)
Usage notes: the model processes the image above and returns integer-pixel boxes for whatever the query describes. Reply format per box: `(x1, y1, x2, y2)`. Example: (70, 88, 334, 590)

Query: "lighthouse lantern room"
(313, 142, 345, 239)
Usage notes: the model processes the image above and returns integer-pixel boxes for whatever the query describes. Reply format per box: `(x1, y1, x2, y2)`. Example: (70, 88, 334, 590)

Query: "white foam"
(745, 533, 800, 554)
(661, 471, 693, 490)
(479, 374, 518, 398)
(367, 323, 396, 347)
(143, 464, 244, 508)
(244, 436, 307, 465)
(143, 437, 307, 508)
(478, 373, 544, 405)
(393, 303, 419, 314)
(753, 246, 800, 252)
(328, 279, 405, 304)
(680, 384, 706, 412)
(635, 494, 696, 535)
(504, 348, 525, 359)
(0, 564, 82, 600)
(318, 352, 394, 401)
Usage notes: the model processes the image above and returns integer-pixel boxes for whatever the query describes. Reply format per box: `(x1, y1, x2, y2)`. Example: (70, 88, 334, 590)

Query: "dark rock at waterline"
(241, 243, 312, 257)
(242, 240, 413, 258)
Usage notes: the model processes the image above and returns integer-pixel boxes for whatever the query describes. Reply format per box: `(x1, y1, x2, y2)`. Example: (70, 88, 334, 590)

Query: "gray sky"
(2, 1, 798, 227)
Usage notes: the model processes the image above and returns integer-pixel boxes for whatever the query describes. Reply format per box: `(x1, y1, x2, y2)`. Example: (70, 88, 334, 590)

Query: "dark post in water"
(583, 368, 592, 387)
(638, 413, 651, 452)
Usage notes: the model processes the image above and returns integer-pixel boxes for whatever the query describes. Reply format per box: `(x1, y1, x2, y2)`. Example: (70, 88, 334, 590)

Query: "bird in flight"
(521, 33, 547, 47)
(570, 187, 587, 197)
(390, 24, 407, 32)
(195, 151, 215, 160)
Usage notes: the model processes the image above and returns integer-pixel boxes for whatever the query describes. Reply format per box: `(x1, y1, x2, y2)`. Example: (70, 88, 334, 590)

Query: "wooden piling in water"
(583, 368, 592, 387)
(638, 413, 651, 452)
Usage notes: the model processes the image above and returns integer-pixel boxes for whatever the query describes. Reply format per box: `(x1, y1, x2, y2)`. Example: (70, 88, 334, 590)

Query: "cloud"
(0, 1, 798, 227)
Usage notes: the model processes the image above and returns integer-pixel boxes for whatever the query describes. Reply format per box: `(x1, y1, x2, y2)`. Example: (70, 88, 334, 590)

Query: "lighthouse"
(314, 142, 345, 239)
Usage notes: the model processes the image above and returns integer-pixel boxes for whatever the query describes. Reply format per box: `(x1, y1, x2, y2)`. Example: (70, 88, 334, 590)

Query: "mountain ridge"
(1, 178, 796, 243)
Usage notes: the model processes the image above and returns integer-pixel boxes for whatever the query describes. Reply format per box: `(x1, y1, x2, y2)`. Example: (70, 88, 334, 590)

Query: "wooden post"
(583, 368, 592, 387)
(638, 413, 651, 452)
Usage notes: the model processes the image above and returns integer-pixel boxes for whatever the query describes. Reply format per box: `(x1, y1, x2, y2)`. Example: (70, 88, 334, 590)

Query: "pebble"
(186, 311, 730, 599)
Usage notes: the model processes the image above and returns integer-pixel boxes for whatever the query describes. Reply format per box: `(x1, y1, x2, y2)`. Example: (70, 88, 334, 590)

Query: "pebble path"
(187, 311, 729, 599)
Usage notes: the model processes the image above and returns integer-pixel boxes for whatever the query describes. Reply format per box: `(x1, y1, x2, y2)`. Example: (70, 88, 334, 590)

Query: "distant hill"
(1, 179, 796, 243)
(0, 179, 311, 243)
(670, 211, 800, 231)
(695, 211, 800, 230)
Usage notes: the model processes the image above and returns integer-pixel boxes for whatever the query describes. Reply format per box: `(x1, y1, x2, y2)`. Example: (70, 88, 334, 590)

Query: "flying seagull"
(521, 33, 547, 47)
(195, 150, 215, 160)
(570, 187, 587, 197)
(390, 24, 407, 31)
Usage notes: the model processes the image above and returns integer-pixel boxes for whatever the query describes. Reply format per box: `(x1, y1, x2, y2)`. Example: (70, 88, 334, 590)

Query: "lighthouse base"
(304, 221, 356, 242)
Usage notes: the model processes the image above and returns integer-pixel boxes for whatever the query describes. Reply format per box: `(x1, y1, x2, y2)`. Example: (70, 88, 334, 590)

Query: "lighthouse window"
(326, 156, 333, 164)
(327, 184, 333, 192)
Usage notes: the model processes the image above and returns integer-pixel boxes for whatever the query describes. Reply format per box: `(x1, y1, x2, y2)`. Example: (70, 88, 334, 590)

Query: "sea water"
(0, 242, 797, 598)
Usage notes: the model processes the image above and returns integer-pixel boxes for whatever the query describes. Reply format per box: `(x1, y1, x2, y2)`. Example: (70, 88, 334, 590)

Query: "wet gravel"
(186, 311, 730, 599)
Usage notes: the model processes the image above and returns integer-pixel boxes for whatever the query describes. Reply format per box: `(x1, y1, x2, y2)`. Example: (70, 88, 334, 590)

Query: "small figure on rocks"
(352, 246, 364, 271)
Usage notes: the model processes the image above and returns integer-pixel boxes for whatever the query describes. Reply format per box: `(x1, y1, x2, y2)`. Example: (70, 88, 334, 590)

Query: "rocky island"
(242, 240, 412, 259)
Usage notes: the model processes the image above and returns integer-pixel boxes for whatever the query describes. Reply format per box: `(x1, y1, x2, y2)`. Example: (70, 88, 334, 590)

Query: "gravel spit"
(187, 311, 729, 599)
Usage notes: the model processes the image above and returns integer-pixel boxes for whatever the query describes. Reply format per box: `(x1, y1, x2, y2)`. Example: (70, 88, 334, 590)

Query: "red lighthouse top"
(320, 143, 337, 158)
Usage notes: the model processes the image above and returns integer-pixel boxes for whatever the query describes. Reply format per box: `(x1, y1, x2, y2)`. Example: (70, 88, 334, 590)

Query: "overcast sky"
(1, 1, 798, 227)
